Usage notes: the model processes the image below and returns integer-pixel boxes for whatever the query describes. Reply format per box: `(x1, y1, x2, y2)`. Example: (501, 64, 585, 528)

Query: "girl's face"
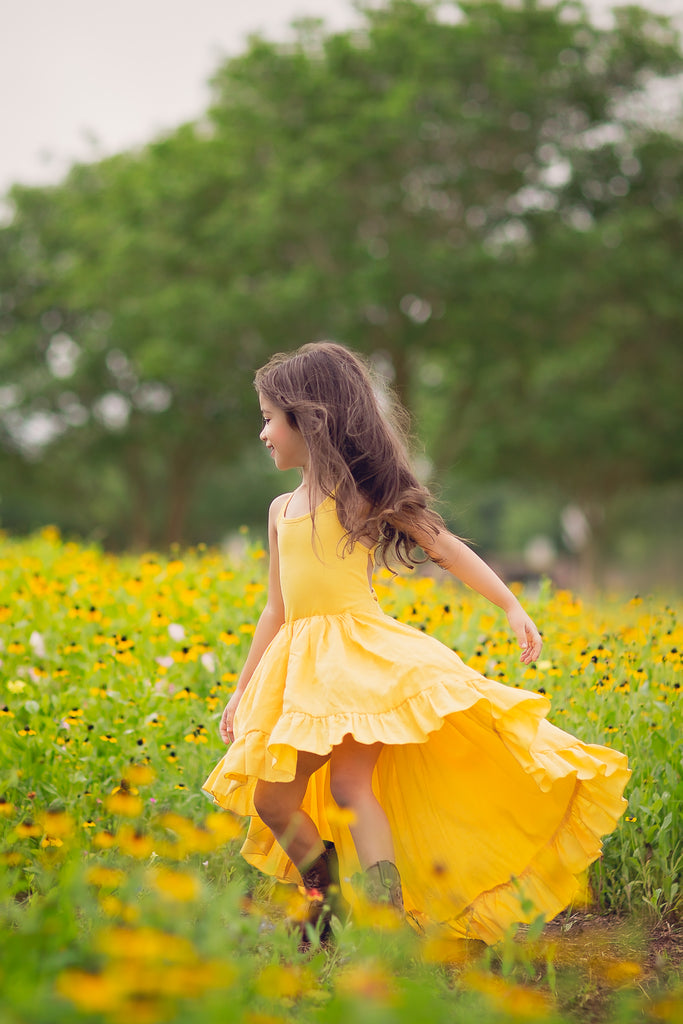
(259, 396, 309, 472)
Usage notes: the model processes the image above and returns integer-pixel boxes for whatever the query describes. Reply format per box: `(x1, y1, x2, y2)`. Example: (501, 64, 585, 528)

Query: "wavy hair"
(254, 341, 446, 568)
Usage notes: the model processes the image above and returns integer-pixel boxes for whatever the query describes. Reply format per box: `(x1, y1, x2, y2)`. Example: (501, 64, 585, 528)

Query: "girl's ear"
(286, 411, 298, 429)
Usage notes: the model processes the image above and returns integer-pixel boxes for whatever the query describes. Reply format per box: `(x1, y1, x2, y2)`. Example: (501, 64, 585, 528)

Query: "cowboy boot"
(363, 861, 426, 933)
(297, 841, 348, 945)
(363, 860, 405, 913)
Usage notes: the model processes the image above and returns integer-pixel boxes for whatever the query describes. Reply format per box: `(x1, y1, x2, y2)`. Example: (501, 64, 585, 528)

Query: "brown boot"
(364, 860, 405, 913)
(296, 842, 347, 946)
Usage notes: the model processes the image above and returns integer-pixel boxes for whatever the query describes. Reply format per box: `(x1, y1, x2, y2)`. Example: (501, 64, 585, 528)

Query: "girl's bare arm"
(220, 494, 288, 742)
(413, 526, 543, 664)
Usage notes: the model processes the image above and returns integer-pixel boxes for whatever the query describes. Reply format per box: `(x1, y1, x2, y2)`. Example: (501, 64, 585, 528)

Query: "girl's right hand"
(220, 691, 242, 745)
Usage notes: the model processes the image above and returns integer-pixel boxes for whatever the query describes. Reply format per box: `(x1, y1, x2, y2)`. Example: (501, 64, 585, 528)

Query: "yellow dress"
(203, 496, 629, 943)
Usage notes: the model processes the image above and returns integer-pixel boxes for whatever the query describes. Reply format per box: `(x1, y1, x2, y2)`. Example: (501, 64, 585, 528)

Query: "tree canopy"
(1, 0, 681, 562)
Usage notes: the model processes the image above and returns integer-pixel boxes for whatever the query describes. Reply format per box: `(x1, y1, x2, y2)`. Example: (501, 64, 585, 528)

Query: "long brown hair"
(254, 341, 445, 567)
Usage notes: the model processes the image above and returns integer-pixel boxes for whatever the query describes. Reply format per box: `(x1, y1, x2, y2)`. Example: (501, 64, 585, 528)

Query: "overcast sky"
(2, 0, 681, 197)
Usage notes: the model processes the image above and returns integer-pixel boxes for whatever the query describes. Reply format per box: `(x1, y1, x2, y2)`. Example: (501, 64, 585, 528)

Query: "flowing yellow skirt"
(203, 607, 630, 944)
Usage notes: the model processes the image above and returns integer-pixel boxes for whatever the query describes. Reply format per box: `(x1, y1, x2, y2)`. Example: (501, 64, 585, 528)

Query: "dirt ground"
(540, 911, 683, 1022)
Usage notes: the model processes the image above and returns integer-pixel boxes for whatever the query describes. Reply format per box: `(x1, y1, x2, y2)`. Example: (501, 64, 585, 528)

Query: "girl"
(203, 342, 629, 943)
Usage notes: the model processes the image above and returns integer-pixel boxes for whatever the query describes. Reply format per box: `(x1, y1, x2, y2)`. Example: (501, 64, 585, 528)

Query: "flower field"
(0, 526, 681, 1024)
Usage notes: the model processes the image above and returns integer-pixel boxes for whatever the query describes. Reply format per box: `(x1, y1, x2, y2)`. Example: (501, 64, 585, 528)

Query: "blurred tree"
(0, 0, 681, 554)
(0, 130, 269, 546)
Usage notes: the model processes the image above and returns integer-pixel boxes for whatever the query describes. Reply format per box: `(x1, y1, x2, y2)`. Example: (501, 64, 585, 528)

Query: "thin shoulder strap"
(279, 492, 296, 521)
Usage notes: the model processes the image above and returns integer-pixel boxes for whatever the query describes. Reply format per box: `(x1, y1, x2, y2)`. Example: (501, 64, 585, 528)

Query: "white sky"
(1, 0, 681, 197)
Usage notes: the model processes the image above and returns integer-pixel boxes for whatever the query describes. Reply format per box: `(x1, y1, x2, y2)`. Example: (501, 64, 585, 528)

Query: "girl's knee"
(329, 767, 371, 808)
(253, 783, 285, 828)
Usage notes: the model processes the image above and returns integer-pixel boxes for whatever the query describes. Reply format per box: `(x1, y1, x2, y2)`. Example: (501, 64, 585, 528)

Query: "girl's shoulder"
(268, 493, 293, 525)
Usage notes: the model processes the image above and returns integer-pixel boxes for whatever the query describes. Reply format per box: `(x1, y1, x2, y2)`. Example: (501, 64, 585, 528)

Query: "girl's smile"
(259, 398, 309, 473)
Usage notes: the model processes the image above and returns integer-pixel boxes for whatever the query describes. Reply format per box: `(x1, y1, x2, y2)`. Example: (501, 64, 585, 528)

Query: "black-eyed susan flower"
(0, 798, 15, 817)
(183, 725, 209, 745)
(40, 835, 64, 848)
(60, 642, 83, 655)
(105, 790, 143, 817)
(92, 830, 116, 849)
(173, 686, 198, 700)
(40, 809, 74, 838)
(15, 820, 42, 838)
(115, 825, 154, 859)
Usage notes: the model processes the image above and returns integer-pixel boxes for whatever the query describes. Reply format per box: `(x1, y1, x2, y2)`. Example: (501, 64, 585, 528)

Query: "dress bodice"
(277, 496, 377, 621)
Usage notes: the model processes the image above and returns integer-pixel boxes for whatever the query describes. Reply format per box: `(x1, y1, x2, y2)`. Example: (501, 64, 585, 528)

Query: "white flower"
(155, 656, 174, 668)
(168, 623, 185, 642)
(29, 631, 47, 657)
(201, 652, 216, 673)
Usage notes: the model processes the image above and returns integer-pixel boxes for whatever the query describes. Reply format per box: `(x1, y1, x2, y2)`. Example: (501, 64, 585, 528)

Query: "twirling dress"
(203, 496, 629, 943)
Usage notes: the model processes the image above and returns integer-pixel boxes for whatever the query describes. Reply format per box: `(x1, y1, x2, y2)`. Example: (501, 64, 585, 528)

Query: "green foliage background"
(1, 0, 682, 586)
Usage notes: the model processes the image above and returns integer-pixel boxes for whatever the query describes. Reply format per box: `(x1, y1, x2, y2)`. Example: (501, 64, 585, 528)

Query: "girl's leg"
(253, 749, 329, 869)
(328, 735, 395, 868)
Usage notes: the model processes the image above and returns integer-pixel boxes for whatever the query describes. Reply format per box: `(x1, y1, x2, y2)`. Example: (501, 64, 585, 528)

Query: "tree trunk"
(125, 444, 151, 551)
(164, 447, 196, 548)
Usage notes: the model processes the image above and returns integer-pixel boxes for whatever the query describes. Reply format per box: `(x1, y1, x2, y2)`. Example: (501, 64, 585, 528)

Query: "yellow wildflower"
(0, 798, 15, 817)
(106, 792, 143, 817)
(56, 969, 123, 1013)
(125, 764, 156, 786)
(86, 866, 128, 888)
(255, 964, 314, 1001)
(336, 961, 398, 1004)
(147, 866, 201, 902)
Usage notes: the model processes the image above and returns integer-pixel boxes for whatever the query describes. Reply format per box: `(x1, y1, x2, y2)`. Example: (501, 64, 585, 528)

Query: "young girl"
(203, 341, 629, 943)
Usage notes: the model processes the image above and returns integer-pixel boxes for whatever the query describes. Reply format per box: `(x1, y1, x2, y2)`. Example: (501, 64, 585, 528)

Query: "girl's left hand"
(506, 604, 543, 664)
